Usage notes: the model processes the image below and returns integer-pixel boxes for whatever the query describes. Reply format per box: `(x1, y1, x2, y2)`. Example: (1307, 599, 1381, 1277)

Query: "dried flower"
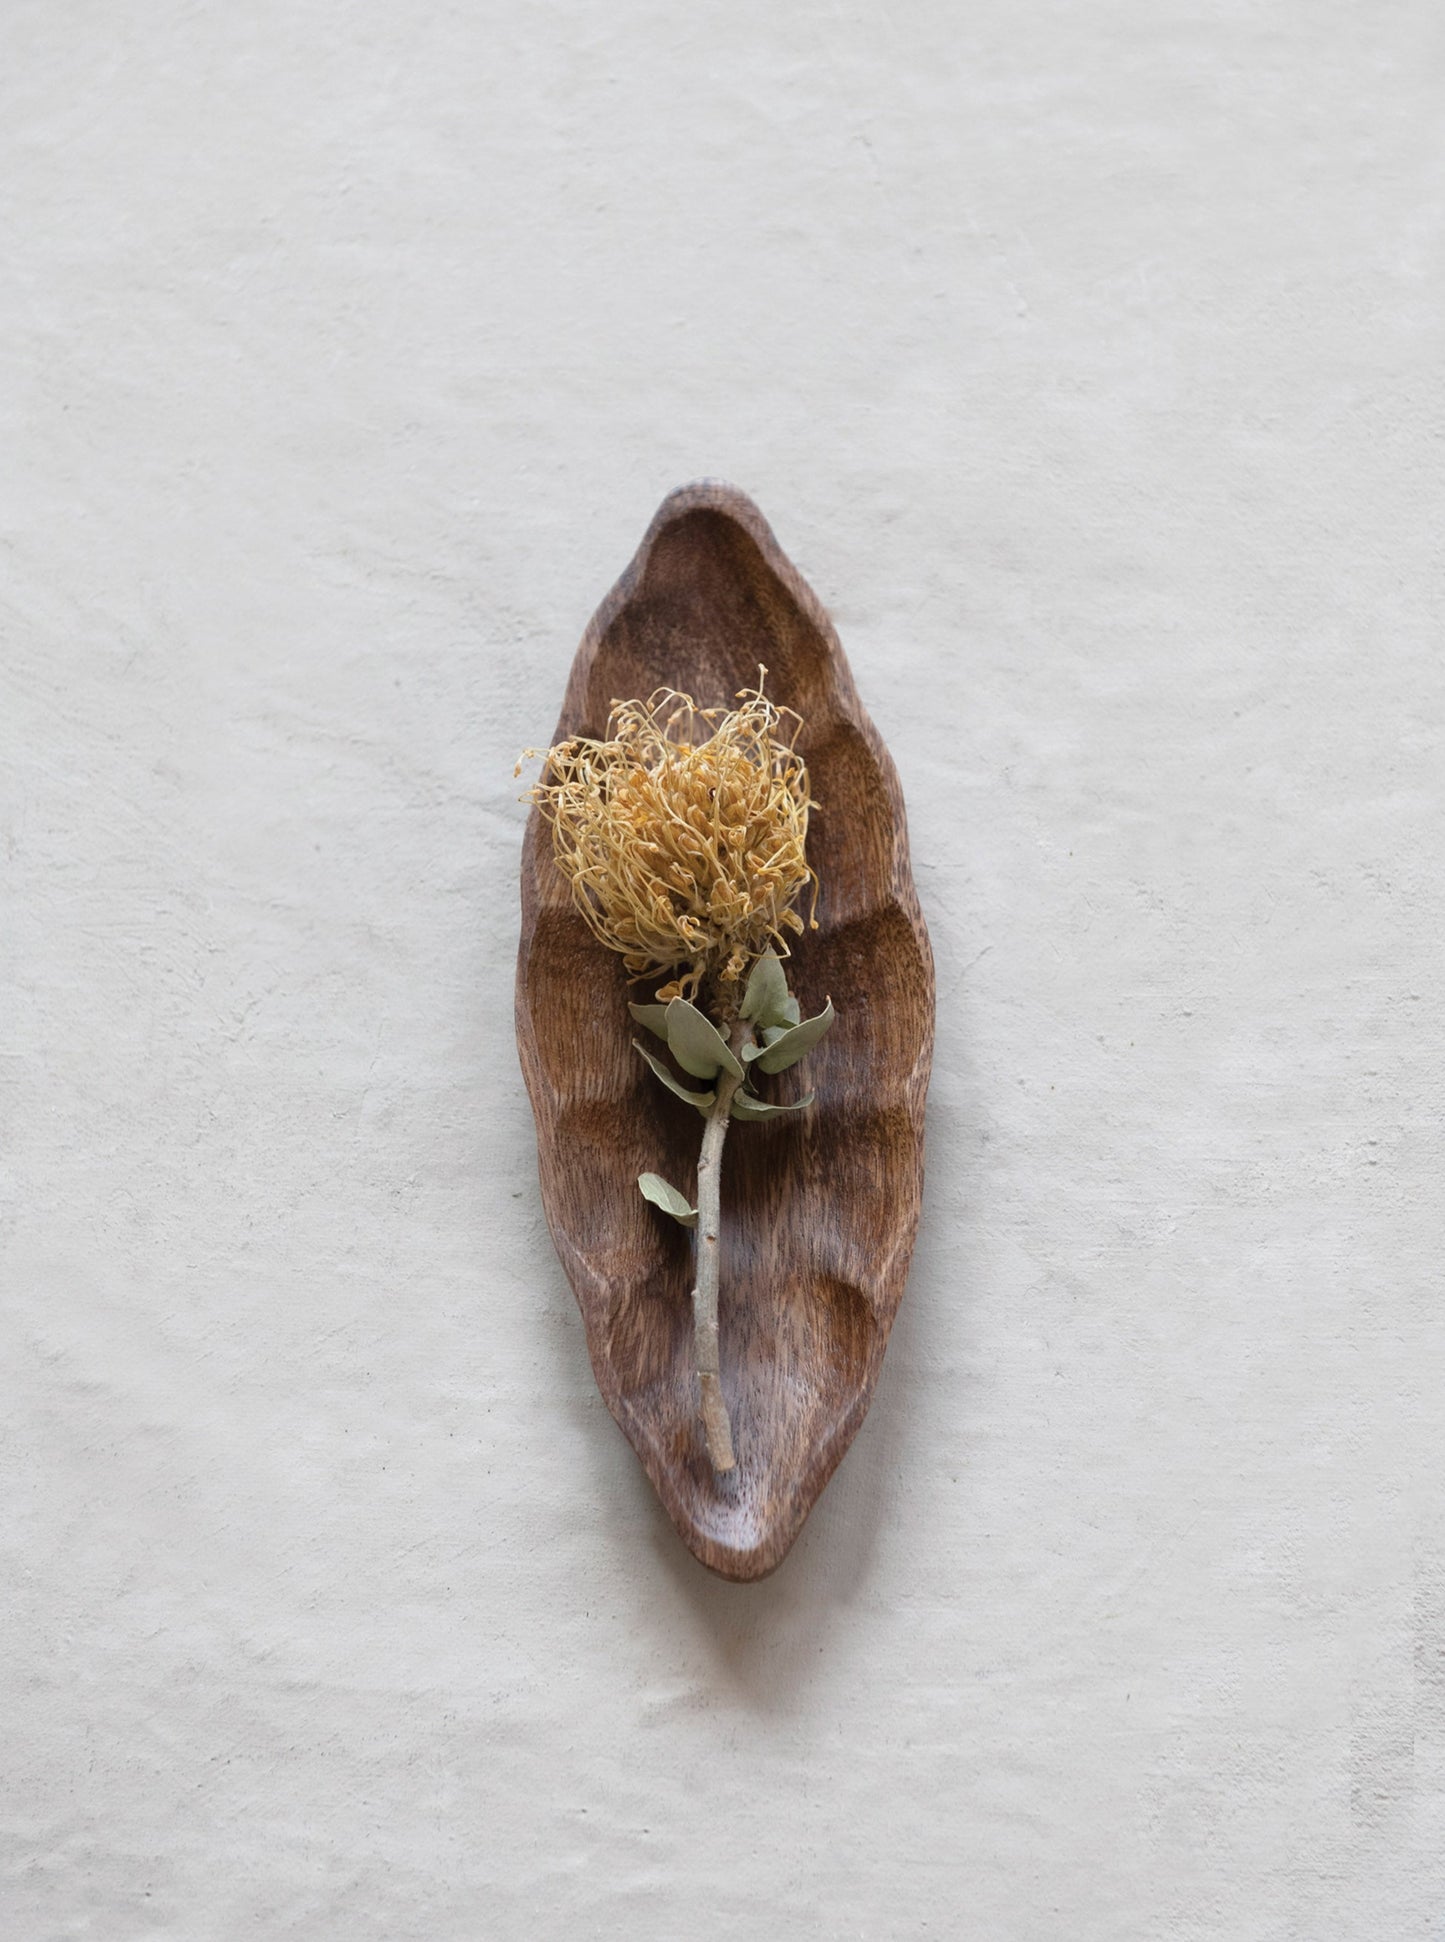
(519, 670, 835, 1476)
(518, 673, 818, 1007)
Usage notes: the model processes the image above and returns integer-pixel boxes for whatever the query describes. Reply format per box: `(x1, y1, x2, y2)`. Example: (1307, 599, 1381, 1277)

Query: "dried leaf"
(742, 1022, 791, 1063)
(638, 1172, 698, 1227)
(666, 998, 744, 1081)
(740, 949, 791, 1029)
(731, 1088, 815, 1121)
(755, 998, 835, 1074)
(632, 1041, 716, 1114)
(628, 1002, 670, 1040)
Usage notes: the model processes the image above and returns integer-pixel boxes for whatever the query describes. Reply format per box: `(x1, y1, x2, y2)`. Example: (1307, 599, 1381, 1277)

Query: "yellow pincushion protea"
(518, 674, 818, 1007)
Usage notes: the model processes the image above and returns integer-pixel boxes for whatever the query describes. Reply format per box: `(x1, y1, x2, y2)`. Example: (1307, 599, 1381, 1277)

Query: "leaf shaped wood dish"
(516, 482, 934, 1580)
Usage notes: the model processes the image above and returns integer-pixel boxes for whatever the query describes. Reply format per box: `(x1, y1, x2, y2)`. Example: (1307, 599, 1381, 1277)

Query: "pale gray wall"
(4, 2, 1441, 1936)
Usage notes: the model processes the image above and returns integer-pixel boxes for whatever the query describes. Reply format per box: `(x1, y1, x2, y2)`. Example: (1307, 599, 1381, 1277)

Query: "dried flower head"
(519, 672, 819, 1005)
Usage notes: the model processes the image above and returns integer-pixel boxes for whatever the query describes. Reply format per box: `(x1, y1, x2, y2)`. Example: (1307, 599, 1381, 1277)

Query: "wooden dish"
(516, 483, 934, 1580)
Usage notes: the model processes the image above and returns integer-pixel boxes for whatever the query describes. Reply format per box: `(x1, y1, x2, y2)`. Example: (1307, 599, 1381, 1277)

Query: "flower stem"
(692, 1018, 751, 1474)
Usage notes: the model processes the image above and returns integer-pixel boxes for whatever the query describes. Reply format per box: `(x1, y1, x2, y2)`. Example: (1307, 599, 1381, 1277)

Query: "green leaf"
(628, 1002, 670, 1040)
(754, 998, 835, 1074)
(665, 998, 744, 1081)
(632, 1041, 716, 1114)
(731, 1088, 815, 1121)
(740, 949, 792, 1029)
(638, 1172, 698, 1227)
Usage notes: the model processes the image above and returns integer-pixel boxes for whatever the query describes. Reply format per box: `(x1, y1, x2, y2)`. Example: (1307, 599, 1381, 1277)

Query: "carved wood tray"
(516, 483, 934, 1579)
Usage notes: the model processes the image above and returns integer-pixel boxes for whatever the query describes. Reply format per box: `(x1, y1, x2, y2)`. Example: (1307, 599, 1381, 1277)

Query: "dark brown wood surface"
(515, 483, 935, 1580)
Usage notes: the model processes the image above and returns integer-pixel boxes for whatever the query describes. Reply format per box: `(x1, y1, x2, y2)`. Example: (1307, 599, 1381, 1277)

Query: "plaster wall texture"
(3, 3, 1442, 1937)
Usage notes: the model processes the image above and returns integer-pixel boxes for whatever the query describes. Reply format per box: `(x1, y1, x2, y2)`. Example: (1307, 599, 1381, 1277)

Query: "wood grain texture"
(516, 483, 935, 1580)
